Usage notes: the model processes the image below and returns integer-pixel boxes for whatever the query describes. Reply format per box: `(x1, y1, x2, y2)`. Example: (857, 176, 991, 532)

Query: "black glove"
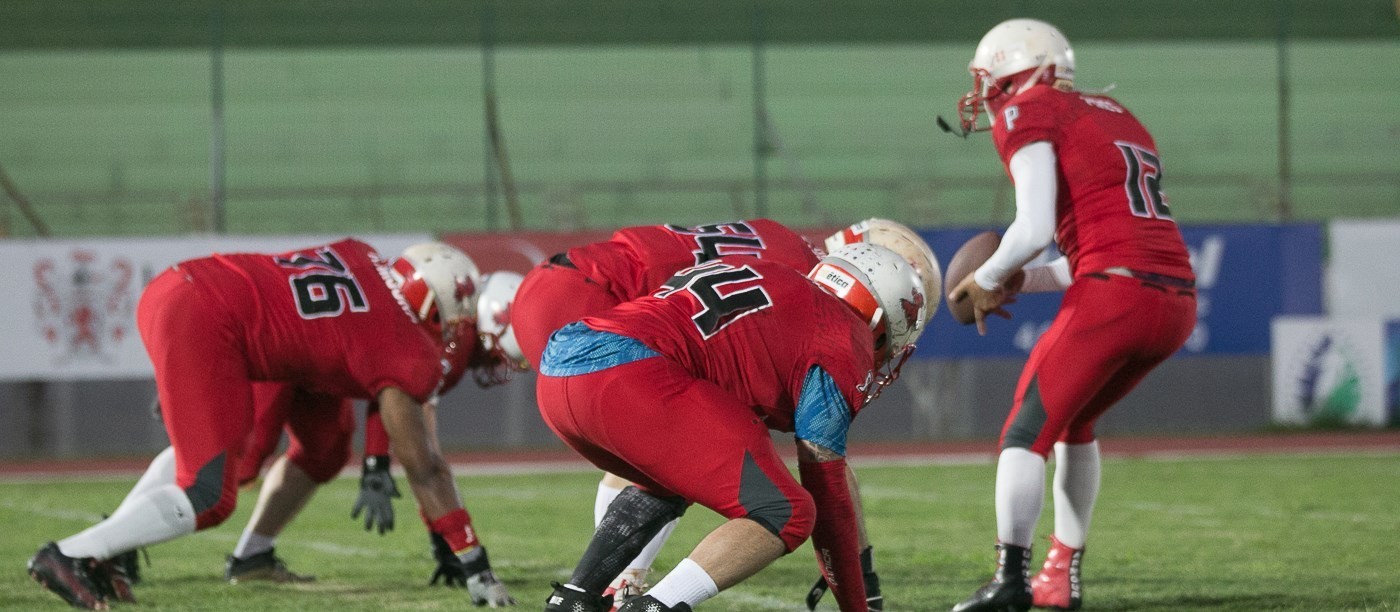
(350, 455, 400, 534)
(428, 534, 517, 606)
(805, 546, 883, 611)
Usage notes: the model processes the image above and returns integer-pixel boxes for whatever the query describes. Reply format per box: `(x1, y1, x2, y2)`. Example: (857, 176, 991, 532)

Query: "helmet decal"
(900, 287, 924, 332)
(392, 242, 482, 341)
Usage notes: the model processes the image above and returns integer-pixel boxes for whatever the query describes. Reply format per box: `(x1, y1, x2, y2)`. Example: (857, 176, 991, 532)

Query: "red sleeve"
(799, 459, 867, 612)
(993, 87, 1063, 167)
(351, 277, 445, 403)
(804, 297, 876, 419)
(363, 401, 389, 456)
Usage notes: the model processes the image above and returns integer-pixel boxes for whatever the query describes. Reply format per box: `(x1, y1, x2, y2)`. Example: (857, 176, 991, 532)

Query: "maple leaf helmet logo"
(899, 287, 924, 332)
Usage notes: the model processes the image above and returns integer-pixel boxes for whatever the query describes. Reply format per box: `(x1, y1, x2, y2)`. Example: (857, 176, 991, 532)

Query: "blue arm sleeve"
(794, 365, 853, 456)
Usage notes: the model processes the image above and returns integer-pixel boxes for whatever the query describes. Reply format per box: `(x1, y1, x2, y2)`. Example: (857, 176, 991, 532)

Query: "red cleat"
(603, 577, 647, 612)
(1031, 536, 1082, 610)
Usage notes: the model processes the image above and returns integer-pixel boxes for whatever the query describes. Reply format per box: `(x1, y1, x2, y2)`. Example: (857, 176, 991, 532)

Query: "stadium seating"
(1, 39, 1396, 235)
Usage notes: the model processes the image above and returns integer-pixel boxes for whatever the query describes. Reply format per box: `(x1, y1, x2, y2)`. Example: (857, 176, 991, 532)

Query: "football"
(944, 231, 1024, 325)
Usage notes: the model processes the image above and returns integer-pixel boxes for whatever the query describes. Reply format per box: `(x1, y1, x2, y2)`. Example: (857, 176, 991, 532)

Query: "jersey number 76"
(274, 247, 369, 319)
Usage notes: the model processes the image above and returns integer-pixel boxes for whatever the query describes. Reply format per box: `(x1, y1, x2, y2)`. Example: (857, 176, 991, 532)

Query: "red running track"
(1, 429, 1396, 480)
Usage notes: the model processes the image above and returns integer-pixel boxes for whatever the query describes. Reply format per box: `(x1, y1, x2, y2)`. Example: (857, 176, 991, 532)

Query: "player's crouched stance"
(29, 239, 516, 609)
(538, 243, 936, 612)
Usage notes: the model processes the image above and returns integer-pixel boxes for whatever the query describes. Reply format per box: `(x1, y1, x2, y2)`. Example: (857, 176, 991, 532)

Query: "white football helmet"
(389, 242, 482, 340)
(825, 218, 942, 321)
(474, 271, 529, 385)
(958, 18, 1075, 134)
(809, 243, 928, 401)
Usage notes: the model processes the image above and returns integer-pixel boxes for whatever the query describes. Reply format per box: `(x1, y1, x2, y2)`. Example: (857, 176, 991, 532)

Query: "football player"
(511, 220, 828, 604)
(27, 240, 515, 609)
(220, 271, 526, 600)
(538, 243, 935, 612)
(941, 19, 1197, 612)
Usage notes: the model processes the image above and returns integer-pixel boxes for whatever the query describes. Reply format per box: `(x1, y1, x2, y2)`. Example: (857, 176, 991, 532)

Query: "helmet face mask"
(473, 271, 529, 386)
(958, 18, 1075, 134)
(957, 69, 1013, 135)
(390, 242, 482, 342)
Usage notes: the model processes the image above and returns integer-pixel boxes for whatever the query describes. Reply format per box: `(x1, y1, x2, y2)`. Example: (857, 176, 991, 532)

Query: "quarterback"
(943, 19, 1197, 612)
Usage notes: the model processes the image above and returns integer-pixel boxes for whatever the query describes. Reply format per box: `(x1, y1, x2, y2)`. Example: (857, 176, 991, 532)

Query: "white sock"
(59, 483, 195, 560)
(233, 531, 277, 559)
(1052, 441, 1101, 549)
(595, 480, 624, 527)
(995, 447, 1047, 548)
(112, 446, 176, 515)
(646, 558, 719, 609)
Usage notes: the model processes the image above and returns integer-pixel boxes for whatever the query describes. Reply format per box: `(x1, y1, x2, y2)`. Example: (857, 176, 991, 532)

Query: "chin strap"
(1013, 57, 1055, 97)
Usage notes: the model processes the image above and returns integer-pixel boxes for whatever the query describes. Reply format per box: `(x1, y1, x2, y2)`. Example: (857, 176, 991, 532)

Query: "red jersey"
(581, 257, 874, 432)
(176, 239, 444, 402)
(992, 86, 1194, 281)
(566, 219, 822, 302)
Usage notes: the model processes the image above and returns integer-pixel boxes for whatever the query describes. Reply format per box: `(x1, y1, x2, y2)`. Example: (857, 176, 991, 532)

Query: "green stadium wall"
(1, 40, 1397, 236)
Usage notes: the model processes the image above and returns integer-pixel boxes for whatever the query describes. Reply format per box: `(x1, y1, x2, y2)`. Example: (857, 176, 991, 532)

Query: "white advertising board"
(0, 234, 430, 381)
(1327, 219, 1400, 318)
(1271, 316, 1390, 427)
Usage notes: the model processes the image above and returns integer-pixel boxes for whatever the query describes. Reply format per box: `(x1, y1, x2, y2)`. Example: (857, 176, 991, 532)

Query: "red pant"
(1001, 273, 1196, 456)
(137, 267, 253, 529)
(512, 261, 622, 369)
(536, 356, 816, 551)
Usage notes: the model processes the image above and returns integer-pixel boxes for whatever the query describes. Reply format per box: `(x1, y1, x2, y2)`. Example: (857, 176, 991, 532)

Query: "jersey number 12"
(1116, 141, 1173, 221)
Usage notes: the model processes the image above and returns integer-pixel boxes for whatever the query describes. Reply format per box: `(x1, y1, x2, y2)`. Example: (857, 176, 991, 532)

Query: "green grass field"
(5, 453, 1398, 611)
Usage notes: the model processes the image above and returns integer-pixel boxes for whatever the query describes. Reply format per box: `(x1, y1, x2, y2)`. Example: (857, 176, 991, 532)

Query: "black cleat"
(28, 542, 109, 610)
(616, 595, 692, 612)
(952, 544, 1033, 612)
(98, 514, 147, 587)
(544, 581, 613, 612)
(111, 547, 146, 586)
(90, 557, 137, 603)
(224, 548, 315, 584)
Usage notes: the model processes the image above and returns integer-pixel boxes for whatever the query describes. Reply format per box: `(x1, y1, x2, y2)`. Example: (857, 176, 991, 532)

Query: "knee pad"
(764, 489, 815, 552)
(182, 452, 239, 530)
